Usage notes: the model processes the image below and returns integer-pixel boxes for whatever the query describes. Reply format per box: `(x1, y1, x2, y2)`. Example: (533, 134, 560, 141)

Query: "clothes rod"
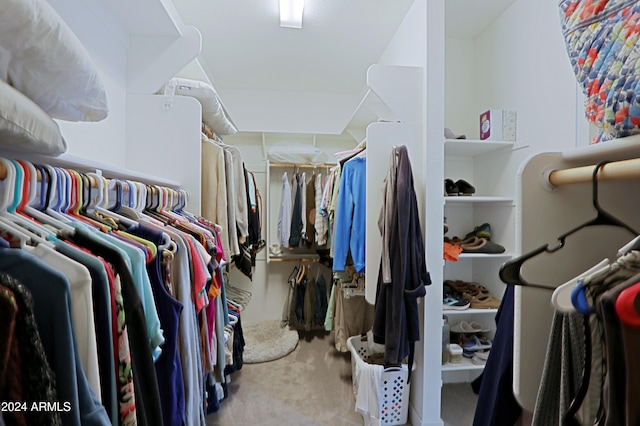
(0, 161, 175, 193)
(548, 157, 640, 186)
(268, 163, 335, 169)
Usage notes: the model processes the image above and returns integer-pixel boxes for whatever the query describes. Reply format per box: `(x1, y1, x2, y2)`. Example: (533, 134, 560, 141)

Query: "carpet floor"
(206, 331, 482, 425)
(206, 330, 364, 425)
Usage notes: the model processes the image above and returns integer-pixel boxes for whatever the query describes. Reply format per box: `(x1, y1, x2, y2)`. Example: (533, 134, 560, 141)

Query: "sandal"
(450, 320, 489, 334)
(461, 237, 506, 254)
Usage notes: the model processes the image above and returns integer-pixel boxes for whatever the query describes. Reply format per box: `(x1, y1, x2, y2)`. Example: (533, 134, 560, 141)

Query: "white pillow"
(159, 78, 237, 135)
(0, 78, 67, 156)
(0, 0, 109, 122)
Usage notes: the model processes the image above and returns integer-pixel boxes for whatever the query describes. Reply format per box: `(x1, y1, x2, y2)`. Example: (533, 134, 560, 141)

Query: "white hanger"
(85, 172, 139, 229)
(550, 258, 610, 313)
(0, 158, 54, 247)
(617, 234, 640, 257)
(19, 160, 75, 235)
(42, 165, 76, 224)
(2, 160, 56, 242)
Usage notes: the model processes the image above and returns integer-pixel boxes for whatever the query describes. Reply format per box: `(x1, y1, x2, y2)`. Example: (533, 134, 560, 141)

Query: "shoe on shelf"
(445, 128, 467, 140)
(470, 294, 502, 309)
(472, 351, 490, 365)
(462, 335, 492, 353)
(443, 288, 471, 310)
(464, 223, 491, 240)
(445, 280, 489, 298)
(450, 320, 489, 334)
(474, 350, 491, 362)
(455, 179, 475, 196)
(444, 217, 449, 234)
(460, 237, 506, 254)
(444, 179, 459, 196)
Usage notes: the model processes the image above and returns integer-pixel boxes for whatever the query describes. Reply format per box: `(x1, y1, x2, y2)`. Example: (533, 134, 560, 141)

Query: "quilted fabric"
(560, 0, 640, 141)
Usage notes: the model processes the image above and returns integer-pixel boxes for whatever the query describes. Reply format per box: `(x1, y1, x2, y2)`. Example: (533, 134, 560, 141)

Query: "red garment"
(183, 237, 208, 314)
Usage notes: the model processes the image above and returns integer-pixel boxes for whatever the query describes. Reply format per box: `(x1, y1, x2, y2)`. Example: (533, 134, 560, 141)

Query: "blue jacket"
(333, 156, 367, 272)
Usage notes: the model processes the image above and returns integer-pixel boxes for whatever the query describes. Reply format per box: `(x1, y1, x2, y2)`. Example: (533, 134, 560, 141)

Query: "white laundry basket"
(347, 335, 412, 426)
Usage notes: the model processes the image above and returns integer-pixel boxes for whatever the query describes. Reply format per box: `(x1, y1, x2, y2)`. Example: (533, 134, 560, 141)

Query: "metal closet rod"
(549, 157, 640, 186)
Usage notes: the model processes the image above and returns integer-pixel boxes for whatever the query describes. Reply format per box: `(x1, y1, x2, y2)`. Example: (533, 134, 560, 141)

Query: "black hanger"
(499, 161, 638, 291)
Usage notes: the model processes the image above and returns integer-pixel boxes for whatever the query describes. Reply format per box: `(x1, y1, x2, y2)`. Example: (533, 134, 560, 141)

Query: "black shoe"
(444, 179, 459, 196)
(455, 179, 475, 196)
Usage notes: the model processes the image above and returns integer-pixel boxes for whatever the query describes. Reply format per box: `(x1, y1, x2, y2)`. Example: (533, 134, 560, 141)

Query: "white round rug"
(243, 320, 299, 363)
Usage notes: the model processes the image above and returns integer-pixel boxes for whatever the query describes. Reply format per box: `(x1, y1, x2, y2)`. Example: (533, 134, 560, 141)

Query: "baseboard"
(410, 403, 444, 426)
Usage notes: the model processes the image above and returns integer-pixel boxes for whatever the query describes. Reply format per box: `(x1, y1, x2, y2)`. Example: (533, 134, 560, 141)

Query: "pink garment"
(183, 236, 208, 314)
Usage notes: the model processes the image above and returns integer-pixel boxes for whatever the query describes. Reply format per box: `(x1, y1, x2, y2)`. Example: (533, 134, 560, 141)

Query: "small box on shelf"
(480, 109, 517, 141)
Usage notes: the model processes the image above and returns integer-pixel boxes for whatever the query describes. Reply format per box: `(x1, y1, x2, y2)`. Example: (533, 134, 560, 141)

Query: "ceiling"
(172, 0, 415, 96)
(169, 0, 516, 135)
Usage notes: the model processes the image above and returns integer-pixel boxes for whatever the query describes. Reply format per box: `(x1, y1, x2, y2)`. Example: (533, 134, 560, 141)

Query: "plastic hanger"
(500, 161, 638, 290)
(615, 281, 640, 327)
(617, 234, 640, 256)
(16, 160, 75, 235)
(0, 159, 31, 248)
(48, 167, 106, 232)
(550, 258, 609, 313)
(2, 160, 56, 243)
(0, 159, 51, 247)
(570, 281, 595, 315)
(85, 172, 139, 229)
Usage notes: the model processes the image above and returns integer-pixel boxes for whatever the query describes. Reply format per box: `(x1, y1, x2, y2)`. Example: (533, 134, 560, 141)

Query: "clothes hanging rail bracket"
(545, 157, 640, 188)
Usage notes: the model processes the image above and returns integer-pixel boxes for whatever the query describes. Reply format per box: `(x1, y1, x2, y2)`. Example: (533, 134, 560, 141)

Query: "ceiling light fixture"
(279, 0, 304, 29)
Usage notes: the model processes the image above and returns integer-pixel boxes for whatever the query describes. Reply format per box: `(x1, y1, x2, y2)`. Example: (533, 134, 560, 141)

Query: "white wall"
(471, 0, 585, 203)
(444, 38, 476, 138)
(47, 0, 129, 168)
(378, 1, 446, 425)
(217, 89, 361, 134)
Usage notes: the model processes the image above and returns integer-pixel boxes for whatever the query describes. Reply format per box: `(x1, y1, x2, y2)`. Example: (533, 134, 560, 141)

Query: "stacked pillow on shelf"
(0, 0, 109, 156)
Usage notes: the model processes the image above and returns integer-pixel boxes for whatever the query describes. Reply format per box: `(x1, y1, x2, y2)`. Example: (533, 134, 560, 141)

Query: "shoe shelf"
(443, 308, 498, 316)
(445, 196, 514, 204)
(456, 253, 513, 259)
(444, 139, 515, 157)
(441, 358, 486, 372)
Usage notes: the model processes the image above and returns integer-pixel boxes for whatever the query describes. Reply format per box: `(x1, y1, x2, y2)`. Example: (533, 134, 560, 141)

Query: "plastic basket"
(346, 335, 411, 426)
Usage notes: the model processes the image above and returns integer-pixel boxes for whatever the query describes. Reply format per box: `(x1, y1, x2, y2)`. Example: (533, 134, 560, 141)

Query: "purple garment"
(131, 223, 186, 426)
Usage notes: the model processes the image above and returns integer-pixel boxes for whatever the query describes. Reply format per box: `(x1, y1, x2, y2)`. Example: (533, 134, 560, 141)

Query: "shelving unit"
(442, 358, 486, 372)
(445, 308, 499, 315)
(442, 137, 516, 383)
(445, 196, 514, 204)
(444, 139, 515, 157)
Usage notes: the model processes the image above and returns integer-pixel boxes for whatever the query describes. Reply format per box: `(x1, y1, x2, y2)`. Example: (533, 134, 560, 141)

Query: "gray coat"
(372, 145, 429, 380)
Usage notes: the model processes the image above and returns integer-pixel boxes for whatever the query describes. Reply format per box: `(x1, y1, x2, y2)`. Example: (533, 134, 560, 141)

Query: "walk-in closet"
(2, 0, 639, 425)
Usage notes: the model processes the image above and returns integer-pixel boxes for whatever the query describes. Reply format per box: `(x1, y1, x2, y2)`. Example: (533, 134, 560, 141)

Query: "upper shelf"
(561, 133, 640, 163)
(345, 65, 423, 135)
(50, 0, 202, 95)
(445, 140, 515, 157)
